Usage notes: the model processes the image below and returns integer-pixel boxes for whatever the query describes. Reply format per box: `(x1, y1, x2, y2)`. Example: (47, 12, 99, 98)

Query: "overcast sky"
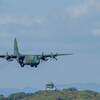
(0, 0, 100, 89)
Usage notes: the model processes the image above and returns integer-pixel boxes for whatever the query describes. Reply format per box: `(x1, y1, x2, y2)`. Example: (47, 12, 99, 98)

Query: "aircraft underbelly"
(24, 56, 40, 65)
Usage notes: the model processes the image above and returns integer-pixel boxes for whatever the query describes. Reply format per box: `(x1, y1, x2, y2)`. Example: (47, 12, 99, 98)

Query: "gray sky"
(0, 0, 100, 89)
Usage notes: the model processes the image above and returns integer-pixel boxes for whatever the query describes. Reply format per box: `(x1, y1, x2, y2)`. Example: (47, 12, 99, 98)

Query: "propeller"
(41, 52, 48, 61)
(51, 52, 58, 61)
(5, 52, 13, 61)
(5, 52, 10, 61)
(41, 52, 45, 60)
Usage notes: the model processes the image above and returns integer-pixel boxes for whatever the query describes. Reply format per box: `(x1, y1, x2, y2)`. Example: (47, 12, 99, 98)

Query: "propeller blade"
(6, 52, 8, 56)
(54, 57, 57, 61)
(51, 52, 53, 57)
(42, 52, 44, 55)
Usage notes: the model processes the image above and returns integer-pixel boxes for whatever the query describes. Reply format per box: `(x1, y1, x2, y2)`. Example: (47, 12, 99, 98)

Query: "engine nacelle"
(5, 56, 13, 62)
(44, 58, 48, 61)
(8, 58, 13, 61)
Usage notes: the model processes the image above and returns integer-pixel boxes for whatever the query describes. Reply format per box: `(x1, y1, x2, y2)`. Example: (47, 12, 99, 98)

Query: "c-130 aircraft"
(0, 39, 73, 67)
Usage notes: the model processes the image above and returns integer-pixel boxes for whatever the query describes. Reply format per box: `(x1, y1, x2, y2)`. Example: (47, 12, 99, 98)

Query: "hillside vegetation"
(1, 88, 100, 100)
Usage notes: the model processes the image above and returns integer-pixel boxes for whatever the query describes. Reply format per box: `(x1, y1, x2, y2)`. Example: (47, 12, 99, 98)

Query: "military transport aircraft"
(0, 39, 73, 67)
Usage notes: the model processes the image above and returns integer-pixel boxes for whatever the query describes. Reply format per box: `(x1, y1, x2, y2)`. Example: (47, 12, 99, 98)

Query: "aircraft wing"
(0, 54, 17, 61)
(0, 55, 16, 58)
(25, 53, 73, 57)
(42, 53, 73, 57)
(38, 53, 73, 61)
(53, 53, 73, 56)
(0, 55, 5, 58)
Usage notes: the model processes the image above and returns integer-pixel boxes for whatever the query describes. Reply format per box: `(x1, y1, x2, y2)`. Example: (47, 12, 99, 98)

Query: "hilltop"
(1, 83, 100, 97)
(0, 88, 100, 100)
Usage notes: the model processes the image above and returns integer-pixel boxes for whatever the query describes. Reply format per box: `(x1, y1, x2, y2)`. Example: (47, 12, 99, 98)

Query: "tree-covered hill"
(1, 88, 100, 100)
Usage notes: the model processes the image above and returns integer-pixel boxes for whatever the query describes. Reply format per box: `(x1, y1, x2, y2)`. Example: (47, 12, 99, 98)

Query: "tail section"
(14, 38, 20, 56)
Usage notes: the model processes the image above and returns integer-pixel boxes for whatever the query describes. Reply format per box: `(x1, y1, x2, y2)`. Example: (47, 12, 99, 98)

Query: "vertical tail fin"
(14, 38, 20, 56)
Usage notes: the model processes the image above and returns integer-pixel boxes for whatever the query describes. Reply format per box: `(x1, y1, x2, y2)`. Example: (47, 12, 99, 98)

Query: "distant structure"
(44, 82, 57, 91)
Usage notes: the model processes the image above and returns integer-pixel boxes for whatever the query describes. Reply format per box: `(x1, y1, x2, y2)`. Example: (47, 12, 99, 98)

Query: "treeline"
(0, 88, 100, 100)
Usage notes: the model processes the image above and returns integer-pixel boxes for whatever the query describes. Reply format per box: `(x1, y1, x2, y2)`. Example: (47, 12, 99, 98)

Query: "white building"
(44, 82, 57, 91)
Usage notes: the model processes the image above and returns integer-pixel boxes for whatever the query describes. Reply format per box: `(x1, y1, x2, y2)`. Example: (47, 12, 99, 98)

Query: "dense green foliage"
(8, 92, 33, 100)
(0, 95, 5, 100)
(1, 88, 100, 100)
